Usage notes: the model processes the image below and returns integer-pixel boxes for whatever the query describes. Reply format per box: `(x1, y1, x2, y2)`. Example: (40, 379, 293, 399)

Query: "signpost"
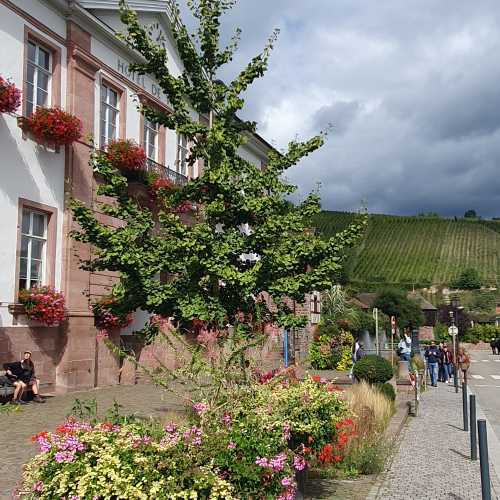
(449, 321, 459, 393)
(391, 316, 396, 367)
(373, 308, 379, 355)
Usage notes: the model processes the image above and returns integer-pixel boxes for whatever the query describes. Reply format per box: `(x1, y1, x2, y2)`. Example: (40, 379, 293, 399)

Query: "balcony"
(145, 158, 188, 186)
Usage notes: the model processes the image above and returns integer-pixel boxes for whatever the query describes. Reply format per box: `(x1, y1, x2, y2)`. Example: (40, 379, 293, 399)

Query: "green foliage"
(410, 353, 425, 372)
(314, 211, 500, 287)
(71, 1, 365, 337)
(341, 439, 390, 476)
(462, 324, 500, 344)
(373, 289, 424, 330)
(464, 209, 478, 219)
(433, 322, 449, 343)
(353, 355, 394, 384)
(376, 382, 396, 401)
(452, 268, 482, 290)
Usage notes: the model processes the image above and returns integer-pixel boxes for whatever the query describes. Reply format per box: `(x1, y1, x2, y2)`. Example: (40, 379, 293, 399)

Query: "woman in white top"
(398, 332, 412, 362)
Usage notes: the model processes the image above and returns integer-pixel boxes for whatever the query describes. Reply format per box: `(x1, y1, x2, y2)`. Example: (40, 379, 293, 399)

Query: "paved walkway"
(369, 382, 500, 500)
(0, 385, 183, 499)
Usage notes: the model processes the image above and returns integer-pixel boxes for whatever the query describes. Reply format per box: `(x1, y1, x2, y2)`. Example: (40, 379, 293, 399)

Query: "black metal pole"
(470, 395, 477, 461)
(462, 380, 468, 431)
(478, 419, 491, 500)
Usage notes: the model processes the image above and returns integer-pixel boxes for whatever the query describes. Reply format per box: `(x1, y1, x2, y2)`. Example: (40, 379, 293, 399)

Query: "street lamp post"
(373, 308, 379, 355)
(450, 311, 459, 393)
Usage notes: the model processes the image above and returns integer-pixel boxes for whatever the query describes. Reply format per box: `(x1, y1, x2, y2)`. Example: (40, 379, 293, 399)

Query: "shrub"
(18, 286, 65, 326)
(376, 382, 396, 401)
(105, 139, 146, 172)
(462, 324, 500, 344)
(452, 268, 482, 290)
(410, 353, 425, 372)
(0, 76, 21, 113)
(352, 355, 393, 384)
(26, 107, 82, 146)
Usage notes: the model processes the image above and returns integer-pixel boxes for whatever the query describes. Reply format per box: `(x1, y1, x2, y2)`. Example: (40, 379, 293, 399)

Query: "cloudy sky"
(184, 0, 500, 217)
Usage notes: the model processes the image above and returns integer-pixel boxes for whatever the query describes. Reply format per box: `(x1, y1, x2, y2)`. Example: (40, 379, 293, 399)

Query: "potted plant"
(105, 139, 146, 181)
(0, 76, 21, 113)
(18, 286, 66, 326)
(21, 107, 82, 147)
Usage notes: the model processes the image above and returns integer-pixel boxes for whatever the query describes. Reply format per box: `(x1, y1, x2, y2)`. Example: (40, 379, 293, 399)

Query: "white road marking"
(471, 360, 479, 363)
(471, 374, 485, 379)
(491, 375, 500, 380)
(473, 385, 500, 388)
(482, 360, 491, 363)
(495, 360, 500, 363)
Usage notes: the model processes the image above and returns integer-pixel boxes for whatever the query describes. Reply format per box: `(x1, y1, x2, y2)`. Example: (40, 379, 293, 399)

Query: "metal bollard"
(478, 419, 491, 500)
(462, 381, 468, 431)
(470, 395, 477, 461)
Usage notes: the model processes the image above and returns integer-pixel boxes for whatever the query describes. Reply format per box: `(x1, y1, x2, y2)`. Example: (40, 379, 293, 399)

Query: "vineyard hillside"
(314, 212, 500, 287)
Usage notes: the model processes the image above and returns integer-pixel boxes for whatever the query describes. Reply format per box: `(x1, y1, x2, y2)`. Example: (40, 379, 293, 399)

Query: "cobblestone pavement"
(0, 385, 183, 499)
(369, 383, 500, 500)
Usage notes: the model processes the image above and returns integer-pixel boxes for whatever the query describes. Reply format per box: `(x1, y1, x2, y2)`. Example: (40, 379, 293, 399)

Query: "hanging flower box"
(105, 139, 146, 180)
(18, 286, 66, 326)
(0, 76, 21, 113)
(92, 297, 133, 331)
(21, 107, 82, 147)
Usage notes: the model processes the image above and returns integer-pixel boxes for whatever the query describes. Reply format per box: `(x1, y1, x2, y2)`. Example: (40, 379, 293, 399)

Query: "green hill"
(314, 211, 500, 287)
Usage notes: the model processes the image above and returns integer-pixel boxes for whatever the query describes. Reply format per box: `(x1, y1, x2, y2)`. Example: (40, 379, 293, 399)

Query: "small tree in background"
(373, 288, 424, 331)
(452, 268, 482, 290)
(464, 209, 478, 219)
(71, 0, 365, 344)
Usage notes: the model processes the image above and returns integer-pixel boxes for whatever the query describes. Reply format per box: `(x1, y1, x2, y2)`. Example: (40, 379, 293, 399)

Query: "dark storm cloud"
(182, 1, 500, 217)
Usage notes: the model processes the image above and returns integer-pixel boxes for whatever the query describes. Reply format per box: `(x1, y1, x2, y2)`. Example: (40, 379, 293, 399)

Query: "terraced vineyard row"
(314, 212, 500, 286)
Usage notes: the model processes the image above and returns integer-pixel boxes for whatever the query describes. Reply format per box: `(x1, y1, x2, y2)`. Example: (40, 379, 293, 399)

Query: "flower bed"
(24, 107, 82, 147)
(18, 286, 65, 326)
(19, 374, 352, 499)
(0, 76, 21, 113)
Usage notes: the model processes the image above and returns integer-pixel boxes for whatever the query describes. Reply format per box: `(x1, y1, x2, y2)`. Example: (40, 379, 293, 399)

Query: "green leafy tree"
(71, 0, 365, 338)
(373, 289, 424, 330)
(464, 209, 478, 219)
(452, 268, 482, 290)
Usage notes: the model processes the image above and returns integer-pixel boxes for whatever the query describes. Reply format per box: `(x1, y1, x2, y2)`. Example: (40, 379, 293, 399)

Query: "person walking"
(440, 344, 454, 384)
(490, 337, 498, 355)
(397, 331, 412, 362)
(349, 338, 361, 379)
(457, 346, 471, 384)
(425, 340, 440, 387)
(437, 341, 445, 382)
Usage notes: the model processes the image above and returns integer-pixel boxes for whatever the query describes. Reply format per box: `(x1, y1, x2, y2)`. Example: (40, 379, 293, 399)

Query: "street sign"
(448, 325, 459, 336)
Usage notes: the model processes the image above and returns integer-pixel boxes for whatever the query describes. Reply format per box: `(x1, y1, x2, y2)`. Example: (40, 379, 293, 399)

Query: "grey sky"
(184, 1, 500, 217)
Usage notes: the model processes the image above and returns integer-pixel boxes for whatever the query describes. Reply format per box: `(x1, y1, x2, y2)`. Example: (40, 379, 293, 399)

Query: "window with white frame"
(176, 134, 189, 176)
(143, 118, 158, 161)
(26, 41, 51, 116)
(19, 209, 47, 290)
(100, 83, 119, 147)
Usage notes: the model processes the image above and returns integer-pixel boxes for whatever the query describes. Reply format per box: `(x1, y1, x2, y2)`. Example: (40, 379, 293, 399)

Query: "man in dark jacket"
(425, 341, 440, 387)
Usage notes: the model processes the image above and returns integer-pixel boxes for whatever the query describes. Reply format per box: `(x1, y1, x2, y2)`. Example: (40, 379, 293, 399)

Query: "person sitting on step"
(4, 351, 45, 404)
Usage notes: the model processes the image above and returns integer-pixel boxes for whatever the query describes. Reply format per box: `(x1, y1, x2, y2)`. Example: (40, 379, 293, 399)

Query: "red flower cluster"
(318, 418, 357, 465)
(27, 107, 82, 147)
(150, 177, 175, 195)
(18, 286, 65, 326)
(92, 298, 132, 331)
(105, 139, 146, 172)
(0, 76, 21, 113)
(173, 200, 194, 214)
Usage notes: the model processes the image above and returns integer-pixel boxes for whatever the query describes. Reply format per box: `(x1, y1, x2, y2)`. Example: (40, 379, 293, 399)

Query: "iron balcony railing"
(145, 157, 188, 186)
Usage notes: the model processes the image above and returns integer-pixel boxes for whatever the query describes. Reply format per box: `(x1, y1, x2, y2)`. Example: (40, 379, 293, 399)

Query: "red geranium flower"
(27, 107, 82, 147)
(105, 139, 146, 172)
(0, 76, 21, 113)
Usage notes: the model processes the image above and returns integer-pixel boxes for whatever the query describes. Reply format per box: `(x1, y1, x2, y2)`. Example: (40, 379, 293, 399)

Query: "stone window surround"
(138, 93, 166, 166)
(14, 198, 58, 302)
(22, 25, 61, 117)
(99, 74, 127, 146)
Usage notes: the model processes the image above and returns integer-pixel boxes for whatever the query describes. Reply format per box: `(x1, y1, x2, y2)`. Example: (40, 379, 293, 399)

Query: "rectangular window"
(100, 83, 119, 147)
(143, 118, 158, 161)
(176, 134, 189, 176)
(25, 41, 51, 116)
(19, 209, 47, 291)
